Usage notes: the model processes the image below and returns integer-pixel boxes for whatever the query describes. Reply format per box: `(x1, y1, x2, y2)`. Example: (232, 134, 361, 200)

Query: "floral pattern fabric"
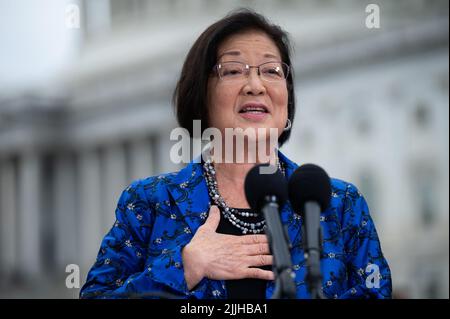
(80, 151, 392, 299)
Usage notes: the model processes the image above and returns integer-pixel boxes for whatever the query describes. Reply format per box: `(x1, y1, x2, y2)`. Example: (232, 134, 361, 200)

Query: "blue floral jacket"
(80, 152, 392, 299)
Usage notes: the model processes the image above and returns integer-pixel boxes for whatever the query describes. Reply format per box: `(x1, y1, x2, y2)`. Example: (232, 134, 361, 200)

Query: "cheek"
(271, 86, 289, 117)
(208, 85, 238, 126)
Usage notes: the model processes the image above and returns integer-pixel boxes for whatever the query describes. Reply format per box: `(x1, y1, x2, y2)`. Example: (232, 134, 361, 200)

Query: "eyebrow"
(218, 50, 280, 61)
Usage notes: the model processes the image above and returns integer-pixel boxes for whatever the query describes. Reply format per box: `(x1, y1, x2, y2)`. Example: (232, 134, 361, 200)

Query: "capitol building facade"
(0, 0, 448, 298)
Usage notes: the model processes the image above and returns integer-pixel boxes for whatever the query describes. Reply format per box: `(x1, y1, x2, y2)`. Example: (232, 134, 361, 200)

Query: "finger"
(202, 205, 221, 231)
(245, 243, 271, 256)
(246, 255, 273, 267)
(239, 234, 268, 245)
(245, 268, 275, 281)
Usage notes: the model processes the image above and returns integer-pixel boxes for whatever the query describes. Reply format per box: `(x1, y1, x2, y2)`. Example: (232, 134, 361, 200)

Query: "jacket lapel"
(166, 158, 211, 235)
(166, 151, 302, 246)
(166, 151, 304, 298)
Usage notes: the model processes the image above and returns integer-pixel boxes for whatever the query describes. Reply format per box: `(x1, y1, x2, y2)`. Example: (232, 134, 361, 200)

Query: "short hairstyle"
(173, 8, 295, 147)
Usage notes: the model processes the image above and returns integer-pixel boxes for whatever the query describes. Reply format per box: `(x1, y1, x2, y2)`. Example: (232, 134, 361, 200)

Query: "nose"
(242, 68, 266, 96)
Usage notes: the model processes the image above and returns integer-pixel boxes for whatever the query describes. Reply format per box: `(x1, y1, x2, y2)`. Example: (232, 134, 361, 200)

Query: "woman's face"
(207, 30, 289, 145)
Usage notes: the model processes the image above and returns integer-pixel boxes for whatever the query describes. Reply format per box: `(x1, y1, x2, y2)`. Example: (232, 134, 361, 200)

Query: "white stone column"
(128, 137, 154, 181)
(102, 143, 127, 235)
(0, 158, 18, 278)
(17, 152, 42, 278)
(78, 149, 102, 271)
(53, 154, 78, 269)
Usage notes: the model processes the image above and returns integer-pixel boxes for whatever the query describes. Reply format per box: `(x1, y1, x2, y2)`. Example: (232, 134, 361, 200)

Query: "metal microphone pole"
(303, 201, 326, 299)
(262, 196, 296, 299)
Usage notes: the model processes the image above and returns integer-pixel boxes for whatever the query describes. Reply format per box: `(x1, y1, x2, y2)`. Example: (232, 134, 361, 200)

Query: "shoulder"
(123, 170, 180, 204)
(328, 177, 368, 218)
(328, 178, 373, 232)
(330, 177, 362, 199)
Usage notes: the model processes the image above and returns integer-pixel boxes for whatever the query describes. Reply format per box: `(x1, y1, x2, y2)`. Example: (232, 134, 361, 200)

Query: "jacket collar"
(166, 150, 300, 234)
(167, 151, 303, 297)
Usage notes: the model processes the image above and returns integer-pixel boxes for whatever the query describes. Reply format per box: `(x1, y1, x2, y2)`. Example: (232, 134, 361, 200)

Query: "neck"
(211, 147, 279, 183)
(213, 162, 254, 184)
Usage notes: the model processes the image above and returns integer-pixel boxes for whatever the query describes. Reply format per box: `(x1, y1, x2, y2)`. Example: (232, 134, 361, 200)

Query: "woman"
(80, 9, 392, 299)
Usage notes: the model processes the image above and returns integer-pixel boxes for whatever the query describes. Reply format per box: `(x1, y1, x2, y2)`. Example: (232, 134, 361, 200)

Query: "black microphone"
(288, 163, 331, 299)
(244, 163, 296, 299)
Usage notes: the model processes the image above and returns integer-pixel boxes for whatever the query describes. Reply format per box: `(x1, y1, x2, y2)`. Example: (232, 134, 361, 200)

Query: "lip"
(239, 111, 268, 121)
(238, 102, 270, 114)
(237, 102, 271, 122)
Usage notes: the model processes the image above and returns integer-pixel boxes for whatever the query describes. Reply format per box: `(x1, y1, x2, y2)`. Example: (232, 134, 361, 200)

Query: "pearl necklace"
(203, 158, 285, 234)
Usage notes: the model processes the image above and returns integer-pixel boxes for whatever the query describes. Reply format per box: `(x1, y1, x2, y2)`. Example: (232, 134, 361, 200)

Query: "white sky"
(0, 0, 80, 93)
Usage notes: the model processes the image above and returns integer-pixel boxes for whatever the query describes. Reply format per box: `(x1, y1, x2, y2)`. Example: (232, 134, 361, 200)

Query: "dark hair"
(173, 8, 295, 147)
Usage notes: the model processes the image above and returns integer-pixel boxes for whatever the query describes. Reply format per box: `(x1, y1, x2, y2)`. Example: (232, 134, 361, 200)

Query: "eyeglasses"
(213, 61, 290, 83)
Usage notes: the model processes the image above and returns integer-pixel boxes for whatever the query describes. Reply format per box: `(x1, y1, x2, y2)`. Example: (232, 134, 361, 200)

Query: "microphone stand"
(262, 196, 297, 299)
(303, 202, 326, 299)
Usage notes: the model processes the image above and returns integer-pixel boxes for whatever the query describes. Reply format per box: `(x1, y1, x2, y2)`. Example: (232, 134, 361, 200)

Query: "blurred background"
(0, 0, 448, 299)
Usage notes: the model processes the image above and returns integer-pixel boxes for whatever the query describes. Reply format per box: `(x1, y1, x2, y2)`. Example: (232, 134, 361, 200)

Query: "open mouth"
(238, 103, 269, 114)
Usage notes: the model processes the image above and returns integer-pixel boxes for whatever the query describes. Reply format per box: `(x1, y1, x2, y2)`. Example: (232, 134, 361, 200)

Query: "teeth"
(241, 107, 266, 113)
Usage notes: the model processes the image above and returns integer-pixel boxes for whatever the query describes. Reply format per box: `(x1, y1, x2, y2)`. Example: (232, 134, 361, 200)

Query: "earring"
(284, 119, 292, 131)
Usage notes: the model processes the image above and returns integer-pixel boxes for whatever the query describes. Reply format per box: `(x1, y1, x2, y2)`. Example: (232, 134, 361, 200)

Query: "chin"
(231, 125, 281, 145)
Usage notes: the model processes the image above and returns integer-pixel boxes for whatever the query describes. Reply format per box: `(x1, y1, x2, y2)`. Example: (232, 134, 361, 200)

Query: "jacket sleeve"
(79, 179, 206, 299)
(339, 183, 392, 299)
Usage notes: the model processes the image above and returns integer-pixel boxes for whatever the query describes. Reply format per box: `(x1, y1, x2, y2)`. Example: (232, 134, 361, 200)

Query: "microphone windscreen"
(288, 164, 331, 216)
(244, 163, 288, 212)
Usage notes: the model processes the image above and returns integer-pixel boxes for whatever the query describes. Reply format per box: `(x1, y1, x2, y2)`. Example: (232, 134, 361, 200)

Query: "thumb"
(202, 205, 220, 232)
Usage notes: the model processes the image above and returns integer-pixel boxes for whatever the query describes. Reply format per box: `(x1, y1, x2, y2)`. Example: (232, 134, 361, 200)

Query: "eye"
(223, 69, 242, 76)
(220, 63, 245, 77)
(262, 65, 283, 78)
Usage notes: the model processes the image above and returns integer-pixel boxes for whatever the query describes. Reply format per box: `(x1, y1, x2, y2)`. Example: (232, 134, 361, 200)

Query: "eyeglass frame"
(212, 61, 290, 83)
